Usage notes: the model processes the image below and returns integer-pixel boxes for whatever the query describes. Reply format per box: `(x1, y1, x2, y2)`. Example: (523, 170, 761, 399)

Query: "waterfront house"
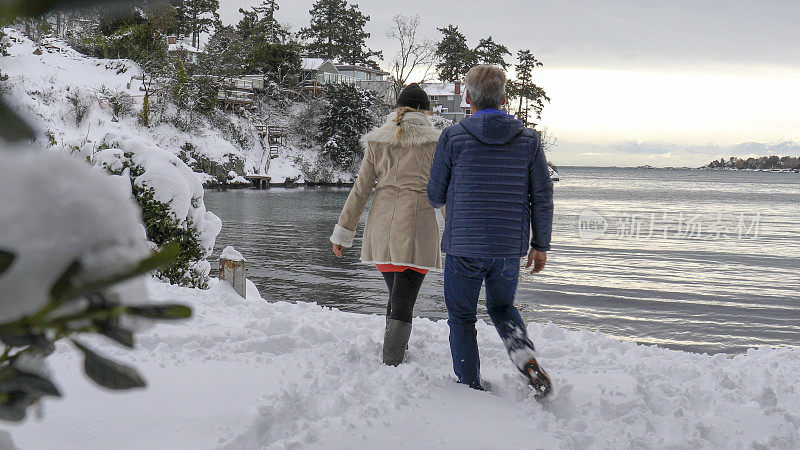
(335, 64, 395, 103)
(301, 58, 357, 96)
(166, 36, 202, 65)
(420, 81, 470, 122)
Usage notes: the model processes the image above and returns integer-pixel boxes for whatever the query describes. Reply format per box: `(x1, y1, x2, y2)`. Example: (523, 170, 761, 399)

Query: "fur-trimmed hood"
(361, 111, 442, 148)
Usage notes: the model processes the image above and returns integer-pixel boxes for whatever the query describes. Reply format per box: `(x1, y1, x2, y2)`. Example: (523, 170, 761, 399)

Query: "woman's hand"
(332, 243, 343, 258)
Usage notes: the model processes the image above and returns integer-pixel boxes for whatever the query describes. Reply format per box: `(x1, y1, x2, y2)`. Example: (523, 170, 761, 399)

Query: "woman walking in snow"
(330, 84, 442, 366)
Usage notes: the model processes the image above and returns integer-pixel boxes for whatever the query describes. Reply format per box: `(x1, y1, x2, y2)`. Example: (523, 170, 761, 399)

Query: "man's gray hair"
(464, 65, 507, 110)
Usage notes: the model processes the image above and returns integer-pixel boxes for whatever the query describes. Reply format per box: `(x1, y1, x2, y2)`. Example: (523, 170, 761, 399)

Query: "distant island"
(701, 156, 800, 171)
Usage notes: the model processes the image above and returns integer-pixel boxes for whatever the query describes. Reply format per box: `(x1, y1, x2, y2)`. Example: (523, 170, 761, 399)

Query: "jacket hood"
(459, 113, 524, 145)
(361, 111, 441, 148)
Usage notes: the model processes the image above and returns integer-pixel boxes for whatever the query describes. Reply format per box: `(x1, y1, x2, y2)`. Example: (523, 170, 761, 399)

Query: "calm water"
(204, 168, 800, 354)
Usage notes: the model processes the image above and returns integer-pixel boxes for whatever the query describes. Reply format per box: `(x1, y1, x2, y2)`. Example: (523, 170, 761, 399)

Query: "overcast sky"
(220, 0, 800, 166)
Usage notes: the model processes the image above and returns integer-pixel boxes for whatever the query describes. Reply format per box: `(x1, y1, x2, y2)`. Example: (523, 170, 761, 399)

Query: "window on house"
(447, 96, 453, 101)
(430, 96, 439, 101)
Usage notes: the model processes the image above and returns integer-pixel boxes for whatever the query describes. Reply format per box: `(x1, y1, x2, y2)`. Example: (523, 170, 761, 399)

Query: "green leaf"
(0, 99, 35, 143)
(73, 341, 145, 390)
(125, 304, 192, 320)
(0, 332, 49, 348)
(29, 341, 56, 357)
(0, 371, 61, 397)
(49, 260, 81, 301)
(0, 392, 35, 422)
(60, 244, 179, 302)
(99, 326, 134, 348)
(0, 250, 14, 275)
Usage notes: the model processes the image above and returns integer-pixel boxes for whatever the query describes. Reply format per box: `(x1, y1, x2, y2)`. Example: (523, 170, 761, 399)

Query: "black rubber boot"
(383, 319, 412, 366)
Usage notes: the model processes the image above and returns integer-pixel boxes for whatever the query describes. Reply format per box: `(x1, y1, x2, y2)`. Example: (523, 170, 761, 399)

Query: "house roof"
(334, 64, 389, 76)
(301, 58, 333, 71)
(168, 42, 202, 54)
(420, 82, 461, 97)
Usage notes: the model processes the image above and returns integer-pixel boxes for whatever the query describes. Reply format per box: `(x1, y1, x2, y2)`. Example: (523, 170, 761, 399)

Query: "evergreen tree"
(172, 58, 191, 109)
(434, 25, 474, 82)
(175, 0, 220, 49)
(473, 36, 511, 69)
(138, 92, 150, 126)
(299, 0, 381, 66)
(317, 83, 378, 171)
(339, 3, 382, 67)
(243, 41, 302, 83)
(201, 26, 246, 77)
(237, 0, 288, 43)
(506, 49, 549, 126)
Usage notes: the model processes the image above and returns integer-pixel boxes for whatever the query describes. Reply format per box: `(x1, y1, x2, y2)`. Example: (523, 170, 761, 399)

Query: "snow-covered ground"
(5, 279, 798, 449)
(0, 28, 312, 184)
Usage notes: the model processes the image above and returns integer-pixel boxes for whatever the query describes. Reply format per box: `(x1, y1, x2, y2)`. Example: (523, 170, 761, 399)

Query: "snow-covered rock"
(0, 147, 149, 321)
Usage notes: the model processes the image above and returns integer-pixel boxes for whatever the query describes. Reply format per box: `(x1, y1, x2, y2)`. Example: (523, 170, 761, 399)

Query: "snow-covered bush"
(100, 87, 134, 120)
(429, 113, 453, 130)
(208, 110, 256, 151)
(0, 148, 192, 422)
(0, 29, 7, 94)
(95, 133, 221, 288)
(65, 88, 92, 126)
(179, 142, 246, 185)
(298, 152, 336, 184)
(291, 97, 328, 147)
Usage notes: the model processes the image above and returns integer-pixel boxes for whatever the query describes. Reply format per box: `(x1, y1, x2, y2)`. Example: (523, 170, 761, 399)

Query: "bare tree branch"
(386, 14, 435, 96)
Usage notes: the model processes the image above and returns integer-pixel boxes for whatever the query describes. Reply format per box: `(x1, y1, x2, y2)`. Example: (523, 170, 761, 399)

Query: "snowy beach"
(3, 2, 800, 448)
(6, 279, 799, 449)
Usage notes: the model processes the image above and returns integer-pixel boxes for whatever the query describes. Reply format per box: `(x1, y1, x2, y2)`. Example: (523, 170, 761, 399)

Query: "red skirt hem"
(375, 263, 429, 275)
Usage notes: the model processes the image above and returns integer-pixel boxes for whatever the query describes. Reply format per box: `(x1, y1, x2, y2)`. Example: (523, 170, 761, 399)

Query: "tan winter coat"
(329, 111, 443, 270)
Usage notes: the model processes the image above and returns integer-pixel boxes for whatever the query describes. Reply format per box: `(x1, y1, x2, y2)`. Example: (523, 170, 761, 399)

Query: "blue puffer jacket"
(427, 112, 554, 258)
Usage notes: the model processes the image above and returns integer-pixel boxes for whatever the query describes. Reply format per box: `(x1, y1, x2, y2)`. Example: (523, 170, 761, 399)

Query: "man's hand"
(526, 249, 546, 274)
(332, 243, 343, 258)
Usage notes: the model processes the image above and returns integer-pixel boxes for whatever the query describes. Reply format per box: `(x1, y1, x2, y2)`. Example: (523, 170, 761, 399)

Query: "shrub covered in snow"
(65, 88, 92, 126)
(100, 87, 134, 120)
(94, 133, 222, 288)
(0, 147, 192, 423)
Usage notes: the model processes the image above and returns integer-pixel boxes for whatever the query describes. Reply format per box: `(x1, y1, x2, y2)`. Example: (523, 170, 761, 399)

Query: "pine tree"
(176, 0, 220, 49)
(299, 0, 380, 66)
(243, 41, 302, 83)
(434, 25, 474, 82)
(339, 3, 382, 67)
(506, 49, 549, 126)
(237, 0, 288, 43)
(252, 0, 281, 43)
(138, 93, 150, 126)
(473, 36, 511, 69)
(172, 58, 191, 109)
(201, 26, 246, 77)
(299, 0, 342, 60)
(317, 83, 378, 172)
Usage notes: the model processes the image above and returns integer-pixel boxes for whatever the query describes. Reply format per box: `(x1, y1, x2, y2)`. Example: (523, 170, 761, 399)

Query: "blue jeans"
(444, 254, 536, 389)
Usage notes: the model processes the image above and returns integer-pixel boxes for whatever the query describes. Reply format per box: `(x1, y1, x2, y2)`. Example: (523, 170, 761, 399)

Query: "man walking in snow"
(427, 64, 554, 397)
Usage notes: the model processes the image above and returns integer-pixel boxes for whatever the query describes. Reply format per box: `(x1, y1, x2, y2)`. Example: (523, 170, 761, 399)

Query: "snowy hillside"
(4, 279, 799, 449)
(0, 28, 308, 185)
